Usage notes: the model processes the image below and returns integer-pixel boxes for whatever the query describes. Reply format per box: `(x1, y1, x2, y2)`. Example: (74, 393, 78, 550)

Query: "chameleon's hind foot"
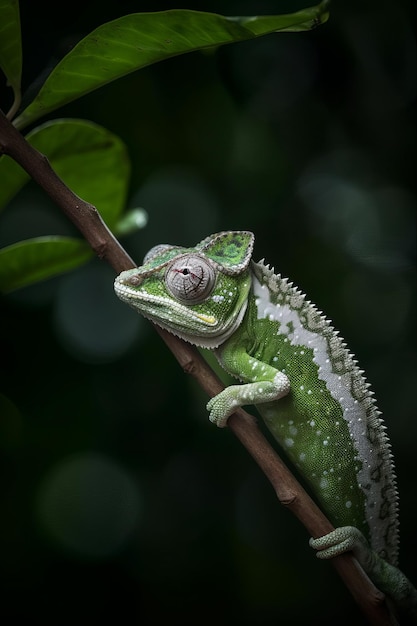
(309, 525, 367, 560)
(310, 526, 417, 620)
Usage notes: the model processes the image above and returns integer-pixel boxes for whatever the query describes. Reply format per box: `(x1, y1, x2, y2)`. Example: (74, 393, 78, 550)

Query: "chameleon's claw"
(310, 526, 367, 560)
(206, 392, 234, 428)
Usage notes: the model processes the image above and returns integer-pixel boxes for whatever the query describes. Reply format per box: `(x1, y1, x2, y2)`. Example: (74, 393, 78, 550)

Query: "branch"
(0, 108, 393, 625)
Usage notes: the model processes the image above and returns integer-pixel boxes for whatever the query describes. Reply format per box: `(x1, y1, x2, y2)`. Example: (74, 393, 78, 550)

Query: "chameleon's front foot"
(207, 388, 240, 428)
(207, 377, 290, 428)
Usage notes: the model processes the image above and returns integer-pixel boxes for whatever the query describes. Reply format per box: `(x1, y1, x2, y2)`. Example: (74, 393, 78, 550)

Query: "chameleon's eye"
(165, 254, 215, 304)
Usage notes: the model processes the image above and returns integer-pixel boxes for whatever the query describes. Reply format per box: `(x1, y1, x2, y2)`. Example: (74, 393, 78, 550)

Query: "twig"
(0, 107, 394, 624)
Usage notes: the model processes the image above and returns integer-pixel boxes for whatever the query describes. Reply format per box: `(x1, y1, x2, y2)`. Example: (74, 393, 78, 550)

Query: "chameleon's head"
(114, 231, 254, 348)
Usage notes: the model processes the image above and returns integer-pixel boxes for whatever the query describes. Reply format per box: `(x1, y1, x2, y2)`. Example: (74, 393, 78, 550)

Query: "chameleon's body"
(114, 231, 416, 619)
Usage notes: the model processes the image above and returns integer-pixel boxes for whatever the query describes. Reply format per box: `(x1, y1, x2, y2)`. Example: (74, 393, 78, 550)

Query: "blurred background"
(0, 0, 416, 624)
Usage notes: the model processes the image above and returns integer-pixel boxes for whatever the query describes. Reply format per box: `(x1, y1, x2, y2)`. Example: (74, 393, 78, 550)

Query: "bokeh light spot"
(35, 452, 142, 558)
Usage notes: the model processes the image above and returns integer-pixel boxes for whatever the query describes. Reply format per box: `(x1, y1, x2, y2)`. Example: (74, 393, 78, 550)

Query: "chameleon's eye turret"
(143, 244, 174, 264)
(165, 254, 215, 305)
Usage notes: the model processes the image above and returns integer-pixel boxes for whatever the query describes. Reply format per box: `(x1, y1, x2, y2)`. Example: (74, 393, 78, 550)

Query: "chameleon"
(114, 230, 417, 621)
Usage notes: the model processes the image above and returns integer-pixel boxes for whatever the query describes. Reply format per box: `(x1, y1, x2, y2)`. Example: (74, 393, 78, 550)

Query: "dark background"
(0, 1, 416, 624)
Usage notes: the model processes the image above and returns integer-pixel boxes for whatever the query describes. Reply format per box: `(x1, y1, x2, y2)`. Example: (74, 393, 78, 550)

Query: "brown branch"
(0, 108, 393, 625)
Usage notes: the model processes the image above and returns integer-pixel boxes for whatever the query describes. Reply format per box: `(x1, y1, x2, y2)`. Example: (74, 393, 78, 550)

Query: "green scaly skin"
(114, 231, 417, 621)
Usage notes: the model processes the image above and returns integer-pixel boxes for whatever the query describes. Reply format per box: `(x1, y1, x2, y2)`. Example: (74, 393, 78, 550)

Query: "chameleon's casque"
(114, 231, 416, 617)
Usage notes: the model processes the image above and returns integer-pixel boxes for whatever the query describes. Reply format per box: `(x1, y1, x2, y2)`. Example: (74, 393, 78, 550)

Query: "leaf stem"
(6, 87, 22, 121)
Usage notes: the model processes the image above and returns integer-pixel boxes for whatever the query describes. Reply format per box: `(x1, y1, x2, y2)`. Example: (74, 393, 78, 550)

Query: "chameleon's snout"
(114, 269, 144, 303)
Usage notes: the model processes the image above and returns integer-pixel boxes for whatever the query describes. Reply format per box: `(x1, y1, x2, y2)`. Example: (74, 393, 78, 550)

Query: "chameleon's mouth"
(114, 275, 219, 327)
(114, 272, 248, 348)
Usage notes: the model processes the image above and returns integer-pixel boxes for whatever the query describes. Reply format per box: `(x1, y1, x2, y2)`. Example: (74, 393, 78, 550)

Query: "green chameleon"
(114, 230, 416, 621)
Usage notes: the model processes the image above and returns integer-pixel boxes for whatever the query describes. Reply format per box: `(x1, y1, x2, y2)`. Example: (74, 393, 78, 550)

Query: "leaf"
(14, 2, 329, 130)
(0, 0, 22, 110)
(0, 0, 22, 91)
(0, 150, 24, 209)
(0, 119, 130, 228)
(0, 236, 92, 293)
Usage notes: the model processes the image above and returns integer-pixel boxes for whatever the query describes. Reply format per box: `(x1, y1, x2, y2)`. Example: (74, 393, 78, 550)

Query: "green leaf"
(0, 150, 24, 209)
(0, 119, 130, 228)
(0, 236, 92, 293)
(14, 2, 329, 130)
(0, 0, 22, 113)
